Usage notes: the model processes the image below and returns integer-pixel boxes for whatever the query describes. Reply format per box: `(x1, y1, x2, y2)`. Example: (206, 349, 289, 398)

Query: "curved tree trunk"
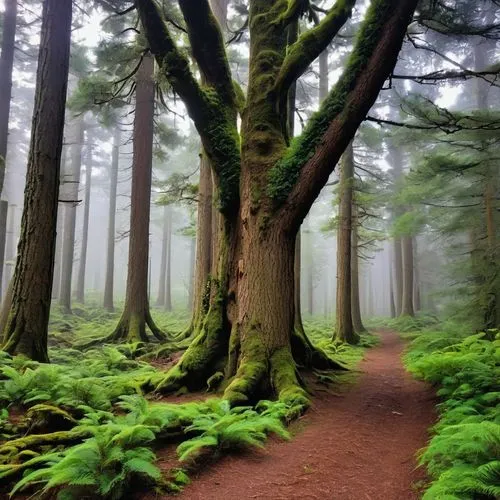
(1, 0, 72, 361)
(59, 117, 84, 314)
(334, 142, 359, 344)
(351, 203, 366, 333)
(103, 128, 120, 312)
(111, 53, 166, 343)
(400, 235, 415, 317)
(75, 131, 93, 304)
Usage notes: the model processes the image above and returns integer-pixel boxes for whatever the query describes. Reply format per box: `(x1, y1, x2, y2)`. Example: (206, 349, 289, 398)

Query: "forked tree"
(1, 0, 73, 361)
(136, 0, 418, 407)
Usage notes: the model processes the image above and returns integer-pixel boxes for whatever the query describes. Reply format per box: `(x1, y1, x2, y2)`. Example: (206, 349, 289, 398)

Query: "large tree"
(110, 53, 167, 342)
(137, 0, 418, 407)
(1, 0, 73, 361)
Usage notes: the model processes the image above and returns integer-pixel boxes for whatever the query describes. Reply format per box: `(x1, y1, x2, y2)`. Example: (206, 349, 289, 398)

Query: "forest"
(0, 0, 499, 498)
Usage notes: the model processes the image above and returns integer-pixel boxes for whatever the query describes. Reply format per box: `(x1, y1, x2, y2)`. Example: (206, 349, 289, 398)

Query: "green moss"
(156, 287, 228, 393)
(199, 87, 240, 214)
(270, 347, 309, 417)
(223, 329, 267, 405)
(267, 0, 393, 206)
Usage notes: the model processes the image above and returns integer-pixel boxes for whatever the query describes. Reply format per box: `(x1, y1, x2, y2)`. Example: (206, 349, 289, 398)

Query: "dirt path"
(179, 331, 436, 500)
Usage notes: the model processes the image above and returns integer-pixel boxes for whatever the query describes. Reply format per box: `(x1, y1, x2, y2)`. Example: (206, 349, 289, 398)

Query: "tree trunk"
(334, 142, 359, 344)
(389, 248, 396, 318)
(412, 237, 421, 313)
(59, 117, 84, 314)
(103, 128, 120, 312)
(1, 0, 72, 361)
(157, 204, 172, 310)
(400, 235, 415, 317)
(187, 153, 213, 334)
(0, 0, 17, 294)
(165, 206, 172, 311)
(187, 234, 195, 311)
(110, 54, 166, 343)
(75, 131, 93, 304)
(4, 203, 16, 289)
(52, 203, 64, 299)
(351, 203, 366, 333)
(156, 205, 168, 307)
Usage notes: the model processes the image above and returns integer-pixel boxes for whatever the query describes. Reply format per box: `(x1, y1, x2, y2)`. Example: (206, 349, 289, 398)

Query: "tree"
(137, 0, 417, 406)
(1, 0, 73, 361)
(334, 142, 359, 344)
(156, 204, 173, 310)
(59, 117, 84, 314)
(103, 128, 120, 312)
(110, 53, 167, 342)
(0, 0, 18, 298)
(75, 128, 94, 303)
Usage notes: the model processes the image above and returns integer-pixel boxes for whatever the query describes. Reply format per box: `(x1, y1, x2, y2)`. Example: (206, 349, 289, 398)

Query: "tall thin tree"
(1, 0, 73, 361)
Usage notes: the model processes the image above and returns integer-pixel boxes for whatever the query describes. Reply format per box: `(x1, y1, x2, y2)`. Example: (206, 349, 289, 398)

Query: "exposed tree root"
(291, 329, 348, 371)
(0, 429, 91, 461)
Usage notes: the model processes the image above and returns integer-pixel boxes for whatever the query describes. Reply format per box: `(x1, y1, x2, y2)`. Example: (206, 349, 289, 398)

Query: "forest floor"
(164, 330, 437, 500)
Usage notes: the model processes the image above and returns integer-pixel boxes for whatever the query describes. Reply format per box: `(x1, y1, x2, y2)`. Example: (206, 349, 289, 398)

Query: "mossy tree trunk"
(103, 128, 120, 312)
(111, 53, 166, 343)
(1, 0, 72, 361)
(138, 0, 417, 405)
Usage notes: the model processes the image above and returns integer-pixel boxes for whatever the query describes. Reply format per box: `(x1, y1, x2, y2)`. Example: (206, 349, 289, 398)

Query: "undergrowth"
(0, 312, 372, 498)
(404, 322, 500, 500)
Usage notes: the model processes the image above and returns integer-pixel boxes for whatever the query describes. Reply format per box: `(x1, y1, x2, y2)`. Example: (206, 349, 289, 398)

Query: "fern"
(406, 325, 500, 499)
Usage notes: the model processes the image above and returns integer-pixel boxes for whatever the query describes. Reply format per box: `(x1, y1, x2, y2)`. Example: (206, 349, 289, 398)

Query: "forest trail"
(178, 331, 436, 500)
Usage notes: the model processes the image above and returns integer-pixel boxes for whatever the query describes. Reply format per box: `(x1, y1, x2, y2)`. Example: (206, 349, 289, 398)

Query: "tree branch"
(274, 0, 418, 232)
(136, 0, 205, 113)
(274, 0, 356, 112)
(177, 0, 235, 100)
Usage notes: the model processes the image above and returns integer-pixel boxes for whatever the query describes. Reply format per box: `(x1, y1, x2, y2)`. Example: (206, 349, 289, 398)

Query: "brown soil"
(175, 330, 436, 500)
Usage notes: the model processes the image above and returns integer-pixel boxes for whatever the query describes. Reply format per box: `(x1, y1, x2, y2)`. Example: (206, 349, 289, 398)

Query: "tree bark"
(103, 128, 120, 312)
(351, 203, 366, 333)
(334, 142, 359, 344)
(110, 53, 166, 343)
(1, 0, 72, 361)
(400, 235, 415, 317)
(59, 117, 84, 314)
(75, 131, 93, 304)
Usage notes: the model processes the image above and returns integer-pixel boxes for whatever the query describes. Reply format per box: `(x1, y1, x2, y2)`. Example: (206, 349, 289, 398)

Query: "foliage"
(404, 324, 500, 499)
